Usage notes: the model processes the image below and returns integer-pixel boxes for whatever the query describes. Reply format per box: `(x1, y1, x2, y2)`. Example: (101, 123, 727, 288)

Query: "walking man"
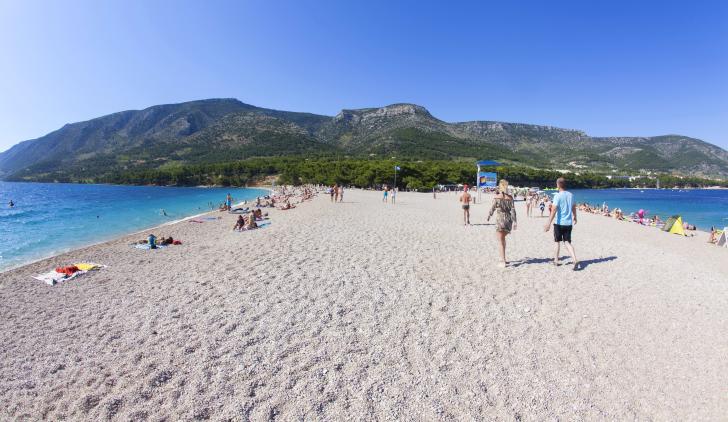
(459, 184, 472, 225)
(544, 178, 580, 270)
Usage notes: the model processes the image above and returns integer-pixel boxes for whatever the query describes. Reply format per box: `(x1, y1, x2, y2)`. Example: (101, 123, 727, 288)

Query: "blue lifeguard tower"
(475, 160, 501, 202)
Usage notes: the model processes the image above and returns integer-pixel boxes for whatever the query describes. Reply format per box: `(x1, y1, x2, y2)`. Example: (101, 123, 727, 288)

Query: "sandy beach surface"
(1, 188, 727, 421)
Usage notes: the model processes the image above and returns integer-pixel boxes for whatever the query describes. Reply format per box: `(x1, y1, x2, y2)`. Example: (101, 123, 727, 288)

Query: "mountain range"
(2, 98, 727, 181)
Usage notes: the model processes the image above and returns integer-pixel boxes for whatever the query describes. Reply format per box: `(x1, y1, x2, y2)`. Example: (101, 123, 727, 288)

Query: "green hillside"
(2, 98, 727, 182)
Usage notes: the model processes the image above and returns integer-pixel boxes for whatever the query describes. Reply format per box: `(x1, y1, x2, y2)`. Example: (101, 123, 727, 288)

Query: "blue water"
(570, 189, 728, 231)
(0, 182, 267, 271)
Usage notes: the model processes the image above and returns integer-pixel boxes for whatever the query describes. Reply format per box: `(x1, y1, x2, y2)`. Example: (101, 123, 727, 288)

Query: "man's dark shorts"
(553, 224, 572, 242)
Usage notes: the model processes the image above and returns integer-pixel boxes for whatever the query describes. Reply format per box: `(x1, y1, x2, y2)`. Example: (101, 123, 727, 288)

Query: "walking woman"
(487, 179, 517, 267)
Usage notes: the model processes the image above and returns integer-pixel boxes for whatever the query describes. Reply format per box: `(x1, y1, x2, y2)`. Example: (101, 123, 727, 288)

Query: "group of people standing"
(382, 185, 397, 204)
(525, 191, 548, 218)
(329, 185, 345, 203)
(460, 177, 580, 270)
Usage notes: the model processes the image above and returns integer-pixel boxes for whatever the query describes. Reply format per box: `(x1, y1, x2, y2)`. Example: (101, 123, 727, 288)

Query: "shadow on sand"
(509, 255, 617, 271)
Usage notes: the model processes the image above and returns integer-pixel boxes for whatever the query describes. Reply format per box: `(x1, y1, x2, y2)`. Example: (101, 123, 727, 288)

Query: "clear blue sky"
(1, 0, 726, 152)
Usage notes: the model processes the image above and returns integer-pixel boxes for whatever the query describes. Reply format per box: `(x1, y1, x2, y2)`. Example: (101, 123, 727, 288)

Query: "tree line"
(96, 157, 728, 190)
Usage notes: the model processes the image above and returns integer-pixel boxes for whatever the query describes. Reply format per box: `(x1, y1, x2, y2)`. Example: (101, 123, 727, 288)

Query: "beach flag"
(668, 216, 686, 236)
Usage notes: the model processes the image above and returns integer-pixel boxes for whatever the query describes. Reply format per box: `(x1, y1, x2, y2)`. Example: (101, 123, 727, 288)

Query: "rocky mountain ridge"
(2, 98, 727, 181)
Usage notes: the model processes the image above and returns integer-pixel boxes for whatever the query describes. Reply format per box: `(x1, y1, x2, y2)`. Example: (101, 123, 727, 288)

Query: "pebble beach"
(1, 188, 727, 420)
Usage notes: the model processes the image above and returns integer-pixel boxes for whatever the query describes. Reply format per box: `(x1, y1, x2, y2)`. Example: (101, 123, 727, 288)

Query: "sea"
(0, 182, 267, 272)
(570, 188, 728, 231)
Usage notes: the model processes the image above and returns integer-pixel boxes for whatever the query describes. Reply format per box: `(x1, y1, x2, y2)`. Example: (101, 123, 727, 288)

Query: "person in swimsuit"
(245, 213, 258, 229)
(459, 184, 472, 225)
(233, 215, 245, 231)
(487, 179, 517, 268)
(383, 186, 389, 203)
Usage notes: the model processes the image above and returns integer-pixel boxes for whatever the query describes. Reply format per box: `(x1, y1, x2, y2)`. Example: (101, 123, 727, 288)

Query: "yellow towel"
(74, 263, 98, 271)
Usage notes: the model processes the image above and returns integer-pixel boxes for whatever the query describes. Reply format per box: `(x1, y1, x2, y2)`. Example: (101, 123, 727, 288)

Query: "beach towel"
(74, 263, 102, 271)
(33, 263, 105, 286)
(133, 244, 167, 250)
(201, 217, 220, 221)
(188, 219, 204, 223)
(33, 270, 83, 285)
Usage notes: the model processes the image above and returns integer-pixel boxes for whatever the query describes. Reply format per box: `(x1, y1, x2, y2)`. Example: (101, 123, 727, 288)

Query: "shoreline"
(1, 187, 719, 275)
(3, 186, 720, 274)
(0, 186, 273, 274)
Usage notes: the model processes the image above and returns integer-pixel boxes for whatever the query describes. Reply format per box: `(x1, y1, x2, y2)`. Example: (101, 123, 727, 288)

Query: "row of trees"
(100, 157, 728, 189)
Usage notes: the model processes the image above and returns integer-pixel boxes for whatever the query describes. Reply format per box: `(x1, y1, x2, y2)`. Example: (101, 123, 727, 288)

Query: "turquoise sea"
(571, 188, 728, 231)
(1, 183, 727, 271)
(0, 182, 267, 272)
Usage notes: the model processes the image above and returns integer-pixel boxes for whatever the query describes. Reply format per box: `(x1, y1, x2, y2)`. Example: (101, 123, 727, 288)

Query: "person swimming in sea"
(8, 200, 14, 207)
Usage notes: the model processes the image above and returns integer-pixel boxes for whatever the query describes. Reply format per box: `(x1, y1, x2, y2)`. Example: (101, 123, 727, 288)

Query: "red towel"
(55, 266, 79, 276)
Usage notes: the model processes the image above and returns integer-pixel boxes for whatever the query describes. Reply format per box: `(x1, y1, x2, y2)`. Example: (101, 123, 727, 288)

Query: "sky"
(0, 0, 726, 152)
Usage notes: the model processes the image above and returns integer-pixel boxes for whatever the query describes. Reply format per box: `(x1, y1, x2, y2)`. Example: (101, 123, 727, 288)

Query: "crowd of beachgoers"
(226, 186, 319, 231)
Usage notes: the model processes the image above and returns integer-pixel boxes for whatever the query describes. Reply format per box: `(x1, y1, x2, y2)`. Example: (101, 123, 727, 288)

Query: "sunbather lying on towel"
(278, 201, 295, 210)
